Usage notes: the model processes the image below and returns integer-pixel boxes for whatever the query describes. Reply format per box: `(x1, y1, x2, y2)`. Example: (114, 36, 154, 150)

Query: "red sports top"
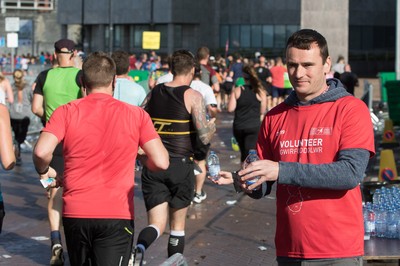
(270, 65, 287, 88)
(257, 96, 375, 258)
(43, 93, 159, 219)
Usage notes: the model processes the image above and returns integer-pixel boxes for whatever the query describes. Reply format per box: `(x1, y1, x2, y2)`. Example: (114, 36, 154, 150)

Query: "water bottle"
(243, 149, 260, 187)
(375, 205, 387, 238)
(207, 151, 220, 181)
(386, 206, 398, 238)
(364, 202, 376, 238)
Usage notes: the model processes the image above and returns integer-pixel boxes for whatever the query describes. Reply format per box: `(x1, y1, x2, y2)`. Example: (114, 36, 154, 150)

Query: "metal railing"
(1, 0, 53, 12)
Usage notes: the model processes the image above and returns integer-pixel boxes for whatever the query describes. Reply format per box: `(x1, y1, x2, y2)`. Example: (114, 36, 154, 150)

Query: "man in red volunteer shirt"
(33, 52, 169, 266)
(237, 29, 375, 265)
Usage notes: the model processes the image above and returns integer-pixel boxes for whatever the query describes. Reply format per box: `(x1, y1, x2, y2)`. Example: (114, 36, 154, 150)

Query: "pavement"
(0, 75, 395, 266)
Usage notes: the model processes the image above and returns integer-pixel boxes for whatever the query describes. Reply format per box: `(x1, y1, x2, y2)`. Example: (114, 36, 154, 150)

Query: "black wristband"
(36, 166, 49, 175)
(232, 171, 243, 193)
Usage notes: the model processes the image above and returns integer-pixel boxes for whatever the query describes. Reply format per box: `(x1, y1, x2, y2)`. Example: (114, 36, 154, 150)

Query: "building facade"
(0, 0, 396, 76)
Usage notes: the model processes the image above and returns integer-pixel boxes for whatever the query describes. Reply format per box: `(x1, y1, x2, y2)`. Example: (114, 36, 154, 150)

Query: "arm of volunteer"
(189, 90, 216, 145)
(140, 138, 169, 171)
(279, 148, 370, 190)
(0, 105, 15, 170)
(32, 132, 59, 175)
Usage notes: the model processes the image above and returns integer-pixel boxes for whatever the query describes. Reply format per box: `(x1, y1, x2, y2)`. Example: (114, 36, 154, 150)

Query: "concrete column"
(301, 0, 349, 67)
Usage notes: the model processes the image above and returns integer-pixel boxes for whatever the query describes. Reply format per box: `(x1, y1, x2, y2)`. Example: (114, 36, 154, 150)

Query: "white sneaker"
(192, 191, 207, 204)
(133, 246, 145, 266)
(50, 244, 64, 266)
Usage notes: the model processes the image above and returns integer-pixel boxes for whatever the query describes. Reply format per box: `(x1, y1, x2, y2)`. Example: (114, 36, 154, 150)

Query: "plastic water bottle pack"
(363, 186, 400, 239)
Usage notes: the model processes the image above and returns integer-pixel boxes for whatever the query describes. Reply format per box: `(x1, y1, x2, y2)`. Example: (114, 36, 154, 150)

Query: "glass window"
(361, 26, 373, 50)
(349, 25, 362, 50)
(105, 25, 110, 50)
(230, 25, 240, 48)
(251, 25, 262, 48)
(274, 25, 286, 48)
(129, 25, 135, 50)
(114, 25, 122, 49)
(174, 25, 182, 49)
(155, 25, 168, 48)
(220, 25, 229, 48)
(240, 25, 251, 48)
(262, 25, 273, 48)
(286, 25, 299, 42)
(374, 26, 395, 49)
(134, 25, 150, 48)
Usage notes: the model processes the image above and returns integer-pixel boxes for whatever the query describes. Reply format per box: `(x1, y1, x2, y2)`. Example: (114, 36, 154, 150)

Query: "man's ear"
(112, 76, 116, 90)
(324, 56, 332, 74)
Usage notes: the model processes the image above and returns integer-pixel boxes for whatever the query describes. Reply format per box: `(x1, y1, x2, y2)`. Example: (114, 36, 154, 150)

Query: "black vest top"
(146, 83, 196, 157)
(233, 85, 261, 130)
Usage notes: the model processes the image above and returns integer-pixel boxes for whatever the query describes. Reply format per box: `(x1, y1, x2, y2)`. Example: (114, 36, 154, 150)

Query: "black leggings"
(233, 126, 260, 162)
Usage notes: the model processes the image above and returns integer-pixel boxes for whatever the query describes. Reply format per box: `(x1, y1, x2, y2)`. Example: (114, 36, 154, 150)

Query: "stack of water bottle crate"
(364, 186, 400, 239)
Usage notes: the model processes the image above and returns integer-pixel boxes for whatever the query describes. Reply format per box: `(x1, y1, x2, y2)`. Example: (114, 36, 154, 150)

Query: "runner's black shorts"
(193, 135, 211, 161)
(63, 218, 134, 266)
(141, 157, 195, 211)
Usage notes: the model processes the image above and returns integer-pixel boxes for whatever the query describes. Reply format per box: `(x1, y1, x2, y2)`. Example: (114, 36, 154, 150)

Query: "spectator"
(332, 55, 346, 74)
(340, 64, 359, 95)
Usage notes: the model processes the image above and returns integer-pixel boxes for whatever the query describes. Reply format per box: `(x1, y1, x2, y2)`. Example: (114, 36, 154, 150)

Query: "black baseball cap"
(54, 39, 75, 53)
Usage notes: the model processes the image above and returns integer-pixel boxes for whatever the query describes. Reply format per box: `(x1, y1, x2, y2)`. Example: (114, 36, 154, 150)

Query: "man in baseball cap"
(54, 38, 75, 54)
(32, 38, 83, 265)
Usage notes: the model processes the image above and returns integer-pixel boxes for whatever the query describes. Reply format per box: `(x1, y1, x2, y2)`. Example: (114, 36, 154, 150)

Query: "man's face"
(286, 42, 331, 102)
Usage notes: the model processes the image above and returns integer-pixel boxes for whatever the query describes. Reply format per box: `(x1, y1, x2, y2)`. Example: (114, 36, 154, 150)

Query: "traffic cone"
(380, 119, 399, 148)
(378, 149, 398, 182)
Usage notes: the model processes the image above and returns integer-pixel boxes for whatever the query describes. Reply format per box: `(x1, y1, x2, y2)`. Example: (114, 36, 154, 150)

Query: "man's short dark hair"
(83, 52, 116, 90)
(171, 50, 196, 76)
(196, 46, 210, 61)
(111, 50, 130, 75)
(286, 29, 329, 64)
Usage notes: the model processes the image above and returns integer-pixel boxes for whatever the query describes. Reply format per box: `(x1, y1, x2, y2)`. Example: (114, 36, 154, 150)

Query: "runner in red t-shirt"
(33, 52, 169, 266)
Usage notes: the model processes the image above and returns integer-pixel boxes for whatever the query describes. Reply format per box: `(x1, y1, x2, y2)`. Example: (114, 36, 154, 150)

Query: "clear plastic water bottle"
(207, 151, 220, 181)
(364, 202, 376, 238)
(386, 206, 398, 238)
(375, 205, 387, 238)
(243, 149, 260, 187)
